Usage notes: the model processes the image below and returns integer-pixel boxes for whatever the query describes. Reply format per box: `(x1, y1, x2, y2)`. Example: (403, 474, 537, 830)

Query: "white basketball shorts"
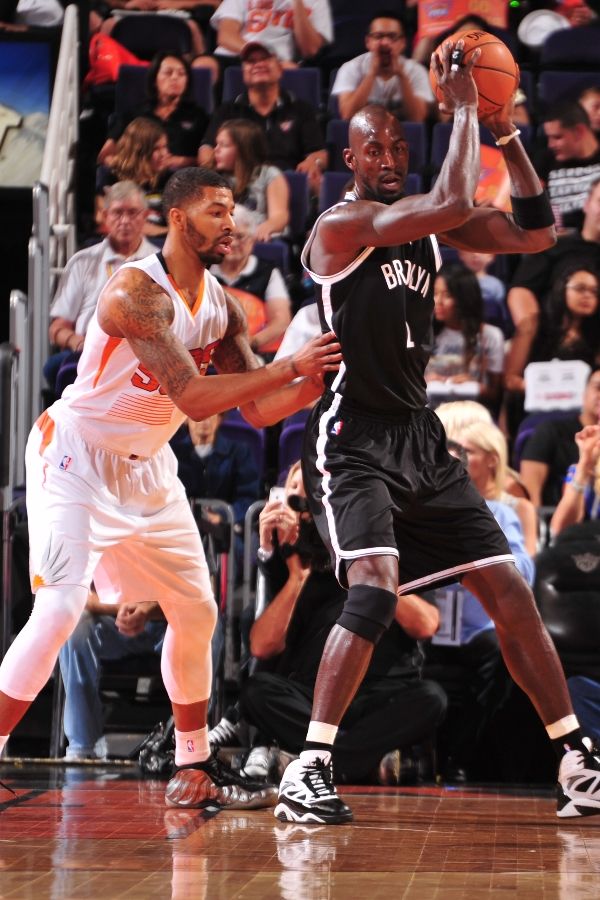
(26, 411, 212, 606)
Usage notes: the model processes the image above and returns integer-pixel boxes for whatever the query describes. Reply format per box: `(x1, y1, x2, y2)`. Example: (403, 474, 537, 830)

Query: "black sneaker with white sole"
(274, 756, 353, 825)
(165, 754, 277, 810)
(557, 740, 600, 818)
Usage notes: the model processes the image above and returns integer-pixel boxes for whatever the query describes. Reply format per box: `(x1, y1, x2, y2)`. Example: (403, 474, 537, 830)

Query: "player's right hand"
(289, 332, 342, 378)
(431, 39, 479, 114)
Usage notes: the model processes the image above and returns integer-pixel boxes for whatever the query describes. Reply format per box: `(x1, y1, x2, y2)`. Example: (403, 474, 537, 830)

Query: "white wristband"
(495, 129, 521, 147)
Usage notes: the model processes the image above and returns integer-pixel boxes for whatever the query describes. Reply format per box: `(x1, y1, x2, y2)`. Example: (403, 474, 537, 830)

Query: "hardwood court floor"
(1, 763, 600, 898)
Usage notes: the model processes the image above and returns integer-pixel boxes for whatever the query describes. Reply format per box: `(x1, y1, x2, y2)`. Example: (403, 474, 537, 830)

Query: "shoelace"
(208, 719, 238, 748)
(305, 761, 336, 799)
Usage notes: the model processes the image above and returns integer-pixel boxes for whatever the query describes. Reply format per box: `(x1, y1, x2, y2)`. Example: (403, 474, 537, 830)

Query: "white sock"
(174, 726, 210, 767)
(0, 735, 8, 757)
(546, 715, 580, 740)
(306, 720, 338, 746)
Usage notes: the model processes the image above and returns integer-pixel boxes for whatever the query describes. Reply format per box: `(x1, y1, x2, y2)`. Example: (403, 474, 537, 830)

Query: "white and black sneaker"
(274, 756, 353, 825)
(557, 739, 600, 818)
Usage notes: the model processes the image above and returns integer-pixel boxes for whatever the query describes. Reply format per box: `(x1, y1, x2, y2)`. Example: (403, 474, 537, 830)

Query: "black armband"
(510, 192, 555, 230)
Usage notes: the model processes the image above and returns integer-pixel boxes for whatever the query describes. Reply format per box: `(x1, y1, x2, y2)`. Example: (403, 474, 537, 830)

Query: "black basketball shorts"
(302, 395, 513, 591)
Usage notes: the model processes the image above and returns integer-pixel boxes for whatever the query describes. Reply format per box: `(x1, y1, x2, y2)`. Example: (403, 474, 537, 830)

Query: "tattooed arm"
(213, 293, 329, 426)
(98, 270, 341, 421)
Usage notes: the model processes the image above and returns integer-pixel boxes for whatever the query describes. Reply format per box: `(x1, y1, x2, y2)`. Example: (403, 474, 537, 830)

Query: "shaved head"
(348, 104, 404, 149)
(345, 104, 409, 204)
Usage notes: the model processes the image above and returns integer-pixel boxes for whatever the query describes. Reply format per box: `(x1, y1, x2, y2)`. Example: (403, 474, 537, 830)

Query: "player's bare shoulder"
(98, 266, 174, 339)
(310, 200, 374, 274)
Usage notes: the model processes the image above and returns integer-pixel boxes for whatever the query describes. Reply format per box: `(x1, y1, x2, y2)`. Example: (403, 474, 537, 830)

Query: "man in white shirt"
(45, 181, 156, 392)
(331, 13, 433, 123)
(209, 0, 333, 66)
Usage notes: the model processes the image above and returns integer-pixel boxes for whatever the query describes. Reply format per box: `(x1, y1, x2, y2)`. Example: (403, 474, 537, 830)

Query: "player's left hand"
(290, 332, 342, 378)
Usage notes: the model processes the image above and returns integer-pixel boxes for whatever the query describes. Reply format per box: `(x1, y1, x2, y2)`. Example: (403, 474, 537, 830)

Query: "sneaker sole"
(274, 800, 353, 825)
(557, 785, 600, 818)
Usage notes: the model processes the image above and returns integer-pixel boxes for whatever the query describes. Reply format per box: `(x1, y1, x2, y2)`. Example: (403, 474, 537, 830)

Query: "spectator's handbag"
(83, 33, 148, 89)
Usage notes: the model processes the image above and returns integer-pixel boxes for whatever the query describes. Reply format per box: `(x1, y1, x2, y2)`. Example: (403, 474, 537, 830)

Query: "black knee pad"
(337, 584, 397, 644)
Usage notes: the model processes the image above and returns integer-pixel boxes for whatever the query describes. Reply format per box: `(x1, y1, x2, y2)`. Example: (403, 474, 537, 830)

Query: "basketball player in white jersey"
(271, 43, 600, 824)
(0, 167, 341, 809)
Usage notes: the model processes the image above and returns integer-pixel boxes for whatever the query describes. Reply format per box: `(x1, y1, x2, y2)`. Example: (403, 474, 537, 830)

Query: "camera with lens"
(280, 493, 331, 572)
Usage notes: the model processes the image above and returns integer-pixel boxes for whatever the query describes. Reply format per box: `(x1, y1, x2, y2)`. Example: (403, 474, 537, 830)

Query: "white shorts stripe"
(314, 391, 345, 579)
(398, 554, 515, 594)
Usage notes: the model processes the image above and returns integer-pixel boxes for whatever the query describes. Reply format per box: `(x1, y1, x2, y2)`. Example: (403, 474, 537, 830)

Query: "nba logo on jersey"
(331, 420, 344, 436)
(59, 455, 72, 471)
(186, 739, 194, 752)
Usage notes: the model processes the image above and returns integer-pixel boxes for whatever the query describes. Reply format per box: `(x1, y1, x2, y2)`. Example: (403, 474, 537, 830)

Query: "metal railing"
(0, 343, 27, 658)
(12, 5, 79, 438)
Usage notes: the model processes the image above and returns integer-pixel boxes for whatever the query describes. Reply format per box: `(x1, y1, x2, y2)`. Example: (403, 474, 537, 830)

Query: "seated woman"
(504, 265, 600, 399)
(434, 399, 531, 501)
(96, 117, 170, 241)
(98, 51, 209, 170)
(459, 419, 539, 557)
(530, 265, 600, 369)
(210, 205, 292, 358)
(213, 119, 290, 242)
(425, 262, 504, 414)
(550, 420, 600, 537)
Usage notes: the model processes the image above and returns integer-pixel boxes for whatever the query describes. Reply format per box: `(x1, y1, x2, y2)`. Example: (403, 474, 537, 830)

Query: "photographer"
(239, 461, 447, 785)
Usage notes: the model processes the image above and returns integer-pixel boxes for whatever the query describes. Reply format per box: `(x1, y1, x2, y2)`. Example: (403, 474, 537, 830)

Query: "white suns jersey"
(50, 253, 228, 458)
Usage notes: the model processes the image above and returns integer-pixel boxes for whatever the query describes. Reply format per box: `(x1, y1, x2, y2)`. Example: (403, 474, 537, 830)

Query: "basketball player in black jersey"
(271, 41, 600, 824)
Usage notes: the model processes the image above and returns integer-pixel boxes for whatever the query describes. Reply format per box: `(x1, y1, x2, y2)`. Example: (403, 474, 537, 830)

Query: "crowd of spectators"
(24, 0, 600, 780)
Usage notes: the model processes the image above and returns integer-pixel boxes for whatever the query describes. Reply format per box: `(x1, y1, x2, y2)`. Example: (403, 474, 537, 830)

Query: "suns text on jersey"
(380, 259, 431, 297)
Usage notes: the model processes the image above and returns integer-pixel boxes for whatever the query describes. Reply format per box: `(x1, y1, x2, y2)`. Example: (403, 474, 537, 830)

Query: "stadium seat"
(539, 23, 600, 70)
(111, 14, 192, 62)
(325, 118, 349, 172)
(403, 122, 428, 174)
(253, 240, 290, 275)
(535, 521, 600, 681)
(278, 421, 306, 480)
(512, 410, 574, 470)
(318, 170, 349, 211)
(221, 66, 322, 108)
(220, 409, 266, 480)
(283, 170, 310, 239)
(115, 64, 214, 117)
(54, 360, 78, 398)
(537, 71, 600, 112)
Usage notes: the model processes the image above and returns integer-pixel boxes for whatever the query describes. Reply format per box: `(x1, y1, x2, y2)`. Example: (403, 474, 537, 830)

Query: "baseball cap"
(240, 42, 277, 61)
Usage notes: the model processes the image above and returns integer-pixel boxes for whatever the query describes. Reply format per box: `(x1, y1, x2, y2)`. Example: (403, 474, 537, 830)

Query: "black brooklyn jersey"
(302, 196, 442, 416)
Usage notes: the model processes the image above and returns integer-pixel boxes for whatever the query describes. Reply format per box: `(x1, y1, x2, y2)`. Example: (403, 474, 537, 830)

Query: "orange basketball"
(429, 30, 520, 118)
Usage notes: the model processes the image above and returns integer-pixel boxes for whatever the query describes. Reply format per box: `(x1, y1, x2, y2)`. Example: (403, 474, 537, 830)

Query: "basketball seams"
(429, 30, 518, 116)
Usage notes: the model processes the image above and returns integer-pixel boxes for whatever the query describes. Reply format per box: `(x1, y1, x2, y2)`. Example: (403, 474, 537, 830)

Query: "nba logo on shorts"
(331, 420, 343, 436)
(186, 739, 194, 753)
(59, 455, 72, 471)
